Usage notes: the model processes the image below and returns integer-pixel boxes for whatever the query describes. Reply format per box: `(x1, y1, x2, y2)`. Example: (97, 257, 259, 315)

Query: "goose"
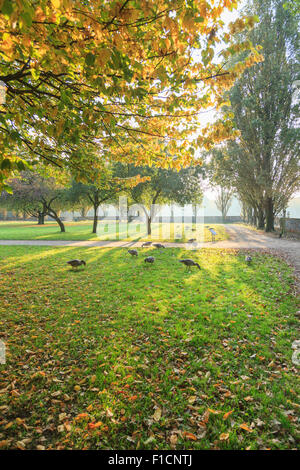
(179, 259, 201, 271)
(67, 259, 86, 270)
(128, 249, 138, 257)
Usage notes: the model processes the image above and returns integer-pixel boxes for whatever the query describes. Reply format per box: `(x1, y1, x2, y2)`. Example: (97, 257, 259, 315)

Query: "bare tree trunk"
(47, 207, 65, 232)
(50, 212, 65, 232)
(147, 216, 151, 235)
(37, 212, 45, 225)
(92, 205, 98, 233)
(257, 207, 265, 229)
(265, 198, 275, 232)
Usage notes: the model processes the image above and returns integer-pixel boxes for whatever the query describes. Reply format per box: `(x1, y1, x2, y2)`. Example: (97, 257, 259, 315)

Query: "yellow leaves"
(16, 441, 26, 450)
(244, 396, 254, 402)
(152, 407, 162, 422)
(96, 48, 111, 68)
(51, 0, 61, 9)
(188, 396, 197, 404)
(219, 432, 230, 441)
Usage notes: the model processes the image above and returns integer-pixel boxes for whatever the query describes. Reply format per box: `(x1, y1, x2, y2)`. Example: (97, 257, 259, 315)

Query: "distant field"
(0, 221, 229, 242)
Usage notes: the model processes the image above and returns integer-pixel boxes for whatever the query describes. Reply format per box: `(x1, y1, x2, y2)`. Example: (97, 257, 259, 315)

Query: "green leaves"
(85, 53, 95, 67)
(1, 0, 14, 16)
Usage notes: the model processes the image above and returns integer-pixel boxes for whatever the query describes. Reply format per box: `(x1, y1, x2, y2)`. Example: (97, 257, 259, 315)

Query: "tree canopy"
(121, 163, 203, 233)
(209, 0, 300, 231)
(0, 0, 262, 188)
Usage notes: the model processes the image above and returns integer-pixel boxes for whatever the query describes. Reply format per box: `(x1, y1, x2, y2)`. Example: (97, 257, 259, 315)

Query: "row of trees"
(0, 163, 204, 235)
(207, 0, 299, 231)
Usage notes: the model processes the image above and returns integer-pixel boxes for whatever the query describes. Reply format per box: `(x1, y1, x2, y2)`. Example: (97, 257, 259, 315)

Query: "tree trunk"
(47, 209, 65, 232)
(265, 198, 275, 232)
(37, 212, 45, 225)
(147, 216, 151, 235)
(56, 217, 65, 232)
(257, 207, 265, 229)
(92, 204, 98, 233)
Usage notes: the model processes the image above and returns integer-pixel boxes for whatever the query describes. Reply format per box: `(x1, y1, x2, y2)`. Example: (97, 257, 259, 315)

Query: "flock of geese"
(66, 227, 253, 271)
(67, 240, 253, 272)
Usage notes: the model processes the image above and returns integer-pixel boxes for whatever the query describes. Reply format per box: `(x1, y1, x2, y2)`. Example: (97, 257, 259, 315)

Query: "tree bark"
(50, 213, 65, 232)
(47, 208, 65, 232)
(257, 207, 265, 229)
(265, 197, 275, 232)
(37, 212, 45, 225)
(147, 216, 151, 235)
(92, 205, 98, 233)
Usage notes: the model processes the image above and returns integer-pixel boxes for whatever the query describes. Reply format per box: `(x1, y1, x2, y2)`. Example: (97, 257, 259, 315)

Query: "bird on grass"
(179, 259, 201, 271)
(153, 243, 165, 249)
(144, 256, 155, 264)
(245, 255, 252, 265)
(142, 241, 152, 247)
(128, 249, 138, 257)
(187, 238, 196, 243)
(67, 259, 86, 270)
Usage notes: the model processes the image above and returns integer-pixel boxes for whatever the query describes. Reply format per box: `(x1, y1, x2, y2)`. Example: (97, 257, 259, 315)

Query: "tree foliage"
(209, 0, 300, 231)
(1, 171, 69, 230)
(121, 164, 203, 234)
(0, 0, 262, 187)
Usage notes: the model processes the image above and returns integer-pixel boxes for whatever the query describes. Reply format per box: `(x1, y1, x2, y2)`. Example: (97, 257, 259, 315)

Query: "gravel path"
(1, 224, 299, 289)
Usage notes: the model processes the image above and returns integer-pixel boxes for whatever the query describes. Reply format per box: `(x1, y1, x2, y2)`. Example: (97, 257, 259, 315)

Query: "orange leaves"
(239, 423, 253, 433)
(182, 431, 197, 441)
(128, 395, 138, 402)
(75, 413, 89, 422)
(88, 421, 102, 430)
(223, 410, 234, 420)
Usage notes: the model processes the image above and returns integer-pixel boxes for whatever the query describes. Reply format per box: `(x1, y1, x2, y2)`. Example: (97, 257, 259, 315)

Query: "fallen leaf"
(153, 407, 162, 422)
(183, 431, 197, 441)
(240, 423, 253, 433)
(223, 410, 234, 420)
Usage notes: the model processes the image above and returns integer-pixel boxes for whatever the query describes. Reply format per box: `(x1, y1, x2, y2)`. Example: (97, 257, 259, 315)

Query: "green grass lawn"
(0, 220, 228, 243)
(0, 246, 299, 450)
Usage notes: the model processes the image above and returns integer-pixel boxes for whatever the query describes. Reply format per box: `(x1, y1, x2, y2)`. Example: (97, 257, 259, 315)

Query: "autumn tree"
(0, 0, 262, 188)
(210, 0, 300, 231)
(66, 165, 143, 233)
(1, 171, 68, 230)
(121, 164, 203, 235)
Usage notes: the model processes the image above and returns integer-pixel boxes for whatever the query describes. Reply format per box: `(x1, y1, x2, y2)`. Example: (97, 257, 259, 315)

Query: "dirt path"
(212, 224, 300, 289)
(0, 224, 299, 289)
